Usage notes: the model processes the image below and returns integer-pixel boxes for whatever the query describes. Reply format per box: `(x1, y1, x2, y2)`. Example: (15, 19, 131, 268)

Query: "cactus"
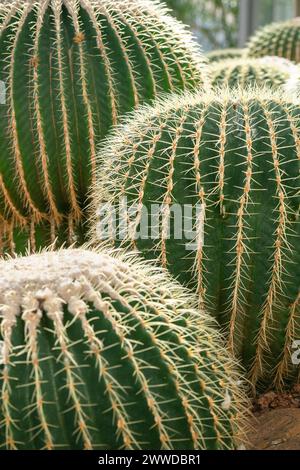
(0, 0, 207, 255)
(209, 57, 300, 89)
(248, 18, 300, 63)
(92, 88, 300, 390)
(0, 247, 247, 450)
(207, 48, 246, 63)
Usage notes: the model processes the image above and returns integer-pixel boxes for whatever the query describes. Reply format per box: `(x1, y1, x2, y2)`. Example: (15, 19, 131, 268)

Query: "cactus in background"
(92, 88, 300, 390)
(209, 57, 300, 89)
(248, 18, 300, 63)
(0, 248, 247, 450)
(0, 0, 207, 255)
(207, 48, 246, 63)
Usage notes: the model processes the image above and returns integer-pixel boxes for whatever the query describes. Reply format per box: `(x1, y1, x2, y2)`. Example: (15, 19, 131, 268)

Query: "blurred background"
(165, 0, 300, 51)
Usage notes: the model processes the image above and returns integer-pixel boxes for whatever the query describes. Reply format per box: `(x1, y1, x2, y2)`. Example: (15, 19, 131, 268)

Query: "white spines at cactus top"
(0, 248, 247, 450)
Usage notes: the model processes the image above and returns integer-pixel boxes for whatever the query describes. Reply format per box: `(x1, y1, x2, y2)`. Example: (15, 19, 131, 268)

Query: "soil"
(247, 385, 300, 450)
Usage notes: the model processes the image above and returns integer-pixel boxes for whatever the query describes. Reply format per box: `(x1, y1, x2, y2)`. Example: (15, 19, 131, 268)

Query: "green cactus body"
(0, 0, 207, 255)
(92, 88, 300, 390)
(248, 18, 300, 63)
(0, 248, 246, 450)
(210, 57, 300, 89)
(207, 48, 246, 63)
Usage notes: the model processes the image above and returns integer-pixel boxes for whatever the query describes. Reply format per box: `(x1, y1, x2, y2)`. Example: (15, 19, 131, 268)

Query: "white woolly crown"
(0, 247, 203, 331)
(0, 249, 125, 293)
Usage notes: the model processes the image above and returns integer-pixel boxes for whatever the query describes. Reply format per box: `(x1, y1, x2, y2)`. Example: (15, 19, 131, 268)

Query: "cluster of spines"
(0, 249, 247, 450)
(0, 0, 207, 254)
(247, 18, 300, 63)
(91, 88, 300, 390)
(209, 57, 299, 89)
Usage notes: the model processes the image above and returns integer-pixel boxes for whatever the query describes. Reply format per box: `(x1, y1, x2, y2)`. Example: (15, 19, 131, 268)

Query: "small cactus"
(209, 57, 300, 89)
(248, 18, 300, 63)
(0, 0, 207, 254)
(207, 48, 246, 63)
(92, 88, 300, 390)
(0, 248, 246, 450)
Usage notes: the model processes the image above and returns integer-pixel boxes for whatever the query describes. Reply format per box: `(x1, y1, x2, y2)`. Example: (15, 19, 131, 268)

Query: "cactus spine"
(92, 88, 300, 390)
(210, 57, 300, 89)
(0, 0, 207, 254)
(207, 48, 246, 63)
(0, 248, 246, 450)
(248, 18, 300, 63)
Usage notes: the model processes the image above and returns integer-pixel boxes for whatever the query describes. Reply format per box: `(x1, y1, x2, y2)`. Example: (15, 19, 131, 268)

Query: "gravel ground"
(248, 385, 300, 450)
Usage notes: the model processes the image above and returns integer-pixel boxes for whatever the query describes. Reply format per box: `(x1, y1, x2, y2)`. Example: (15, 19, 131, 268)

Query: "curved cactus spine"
(0, 248, 247, 450)
(207, 48, 246, 63)
(92, 88, 300, 390)
(248, 18, 300, 63)
(209, 57, 300, 89)
(0, 0, 208, 254)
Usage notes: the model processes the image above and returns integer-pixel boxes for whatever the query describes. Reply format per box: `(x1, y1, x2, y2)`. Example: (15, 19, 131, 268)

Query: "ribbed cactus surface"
(0, 0, 207, 254)
(92, 88, 300, 390)
(210, 57, 299, 89)
(207, 48, 246, 63)
(0, 248, 246, 450)
(248, 18, 300, 63)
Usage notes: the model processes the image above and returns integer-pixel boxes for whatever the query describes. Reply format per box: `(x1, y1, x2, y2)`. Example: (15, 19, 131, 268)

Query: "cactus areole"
(92, 88, 300, 389)
(0, 0, 207, 254)
(0, 248, 246, 450)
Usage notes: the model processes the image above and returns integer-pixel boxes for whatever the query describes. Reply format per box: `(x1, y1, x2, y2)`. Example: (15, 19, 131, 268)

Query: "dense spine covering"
(0, 248, 246, 450)
(92, 88, 300, 390)
(206, 48, 246, 63)
(248, 18, 300, 63)
(209, 57, 300, 89)
(0, 0, 207, 254)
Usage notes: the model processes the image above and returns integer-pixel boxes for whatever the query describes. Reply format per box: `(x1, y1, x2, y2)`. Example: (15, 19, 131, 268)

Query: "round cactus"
(209, 57, 300, 89)
(92, 88, 300, 390)
(248, 18, 300, 63)
(0, 248, 246, 450)
(0, 0, 207, 255)
(207, 48, 246, 63)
